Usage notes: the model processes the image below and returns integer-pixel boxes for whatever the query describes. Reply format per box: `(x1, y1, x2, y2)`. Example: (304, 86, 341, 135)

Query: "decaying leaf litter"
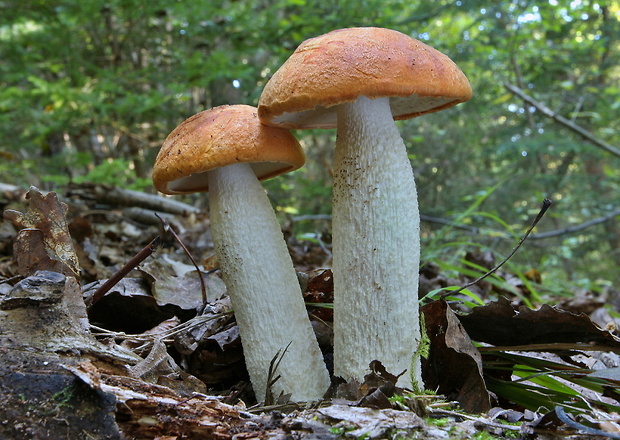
(1, 184, 620, 439)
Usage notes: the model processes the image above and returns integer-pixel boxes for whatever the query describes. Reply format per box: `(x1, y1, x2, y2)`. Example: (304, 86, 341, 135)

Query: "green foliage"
(73, 158, 152, 191)
(40, 154, 151, 191)
(0, 0, 617, 284)
(485, 351, 620, 419)
(421, 285, 486, 309)
(51, 386, 75, 410)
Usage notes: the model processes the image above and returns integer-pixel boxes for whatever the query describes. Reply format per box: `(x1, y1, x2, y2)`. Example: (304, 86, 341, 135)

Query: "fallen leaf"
(12, 228, 71, 277)
(140, 257, 226, 311)
(334, 360, 404, 406)
(194, 323, 248, 388)
(318, 404, 425, 439)
(206, 323, 240, 352)
(173, 297, 233, 355)
(421, 299, 491, 413)
(3, 187, 80, 278)
(303, 269, 334, 322)
(458, 296, 620, 348)
(84, 278, 178, 333)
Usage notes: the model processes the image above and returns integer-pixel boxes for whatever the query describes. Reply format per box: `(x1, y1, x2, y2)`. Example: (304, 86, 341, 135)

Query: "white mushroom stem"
(207, 162, 330, 402)
(332, 95, 422, 389)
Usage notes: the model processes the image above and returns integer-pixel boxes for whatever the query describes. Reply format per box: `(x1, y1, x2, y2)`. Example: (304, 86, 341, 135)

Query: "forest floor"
(1, 183, 619, 439)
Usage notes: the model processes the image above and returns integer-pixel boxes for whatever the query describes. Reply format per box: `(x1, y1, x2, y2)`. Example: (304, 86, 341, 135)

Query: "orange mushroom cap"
(258, 27, 472, 129)
(153, 105, 305, 194)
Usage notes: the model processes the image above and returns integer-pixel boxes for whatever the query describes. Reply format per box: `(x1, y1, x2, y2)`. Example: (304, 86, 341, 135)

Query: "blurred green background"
(1, 0, 618, 286)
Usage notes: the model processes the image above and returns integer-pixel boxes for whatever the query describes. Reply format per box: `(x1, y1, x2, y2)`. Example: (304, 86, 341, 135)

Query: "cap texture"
(153, 105, 305, 194)
(258, 27, 472, 129)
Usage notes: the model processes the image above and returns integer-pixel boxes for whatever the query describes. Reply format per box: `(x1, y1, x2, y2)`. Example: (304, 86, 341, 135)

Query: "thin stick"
(504, 83, 620, 158)
(91, 236, 160, 306)
(446, 198, 552, 297)
(155, 212, 208, 305)
(0, 275, 23, 285)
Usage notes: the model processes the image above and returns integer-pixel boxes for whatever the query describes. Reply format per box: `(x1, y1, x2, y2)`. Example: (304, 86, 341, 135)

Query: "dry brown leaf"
(303, 269, 334, 322)
(3, 187, 79, 278)
(458, 296, 620, 348)
(421, 299, 491, 413)
(84, 277, 175, 333)
(11, 228, 69, 276)
(140, 257, 227, 310)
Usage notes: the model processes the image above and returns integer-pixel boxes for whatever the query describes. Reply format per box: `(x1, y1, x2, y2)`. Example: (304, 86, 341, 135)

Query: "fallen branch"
(66, 182, 201, 215)
(529, 207, 620, 239)
(504, 83, 620, 158)
(90, 236, 161, 306)
(292, 208, 620, 240)
(292, 214, 480, 234)
(0, 183, 23, 193)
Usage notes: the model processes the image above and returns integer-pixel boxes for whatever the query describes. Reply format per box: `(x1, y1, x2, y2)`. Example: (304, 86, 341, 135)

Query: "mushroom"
(258, 27, 472, 389)
(152, 104, 330, 402)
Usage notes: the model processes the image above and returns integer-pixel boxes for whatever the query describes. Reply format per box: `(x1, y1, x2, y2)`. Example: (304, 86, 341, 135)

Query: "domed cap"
(152, 105, 305, 195)
(258, 27, 472, 129)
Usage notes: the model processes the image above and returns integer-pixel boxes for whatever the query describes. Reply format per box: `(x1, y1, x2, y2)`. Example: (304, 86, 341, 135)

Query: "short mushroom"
(152, 104, 330, 401)
(258, 27, 472, 389)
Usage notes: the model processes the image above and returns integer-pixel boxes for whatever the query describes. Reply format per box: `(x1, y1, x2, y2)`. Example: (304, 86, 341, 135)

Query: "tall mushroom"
(152, 104, 330, 401)
(258, 27, 472, 389)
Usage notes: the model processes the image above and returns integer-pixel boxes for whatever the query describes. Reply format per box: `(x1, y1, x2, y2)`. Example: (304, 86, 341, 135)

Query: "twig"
(0, 275, 23, 285)
(526, 207, 620, 239)
(89, 311, 233, 353)
(90, 236, 160, 306)
(292, 214, 482, 233)
(504, 83, 620, 158)
(446, 198, 552, 297)
(246, 402, 304, 414)
(66, 182, 201, 215)
(420, 214, 479, 232)
(155, 212, 208, 306)
(314, 232, 332, 259)
(293, 210, 620, 240)
(290, 214, 332, 222)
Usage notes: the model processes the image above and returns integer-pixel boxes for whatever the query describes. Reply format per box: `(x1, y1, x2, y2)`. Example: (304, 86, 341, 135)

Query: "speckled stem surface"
(208, 163, 330, 401)
(332, 96, 422, 388)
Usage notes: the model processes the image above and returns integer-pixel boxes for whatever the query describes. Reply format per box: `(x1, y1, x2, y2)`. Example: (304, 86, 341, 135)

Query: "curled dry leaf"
(139, 257, 227, 311)
(334, 360, 403, 405)
(3, 187, 80, 278)
(174, 297, 234, 355)
(303, 268, 335, 322)
(458, 296, 620, 348)
(11, 228, 71, 278)
(84, 277, 177, 333)
(421, 299, 491, 414)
